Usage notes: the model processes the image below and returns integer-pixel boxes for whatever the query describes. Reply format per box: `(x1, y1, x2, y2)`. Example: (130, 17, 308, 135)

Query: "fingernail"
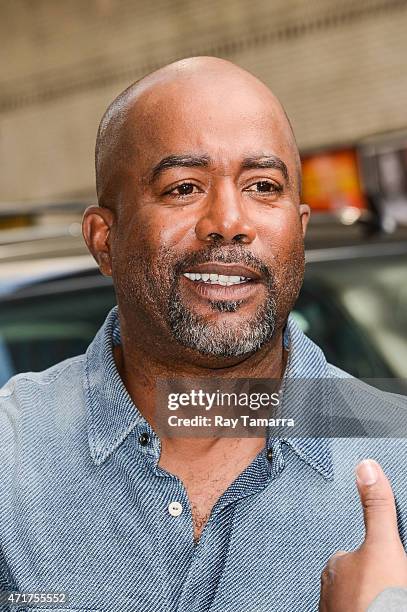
(356, 459, 378, 486)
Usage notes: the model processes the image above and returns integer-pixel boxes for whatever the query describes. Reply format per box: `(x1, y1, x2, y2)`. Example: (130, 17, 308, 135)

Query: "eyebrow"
(241, 155, 290, 183)
(150, 155, 210, 181)
(148, 153, 290, 184)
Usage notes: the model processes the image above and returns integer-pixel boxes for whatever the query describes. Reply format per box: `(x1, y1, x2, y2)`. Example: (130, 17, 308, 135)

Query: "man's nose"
(195, 184, 257, 245)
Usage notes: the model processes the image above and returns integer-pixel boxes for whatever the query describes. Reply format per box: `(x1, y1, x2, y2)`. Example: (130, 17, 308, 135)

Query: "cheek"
(257, 208, 304, 259)
(112, 207, 194, 290)
(256, 210, 305, 304)
(129, 205, 196, 253)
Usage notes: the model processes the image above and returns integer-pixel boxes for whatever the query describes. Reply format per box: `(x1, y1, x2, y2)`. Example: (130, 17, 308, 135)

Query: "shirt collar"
(279, 315, 334, 480)
(84, 306, 152, 466)
(84, 306, 333, 479)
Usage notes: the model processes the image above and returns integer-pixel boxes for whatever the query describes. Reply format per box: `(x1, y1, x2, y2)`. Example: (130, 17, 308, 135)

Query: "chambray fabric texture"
(0, 305, 407, 612)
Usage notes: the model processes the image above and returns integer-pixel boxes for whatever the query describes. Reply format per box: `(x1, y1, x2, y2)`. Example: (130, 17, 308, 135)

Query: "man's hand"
(319, 459, 407, 612)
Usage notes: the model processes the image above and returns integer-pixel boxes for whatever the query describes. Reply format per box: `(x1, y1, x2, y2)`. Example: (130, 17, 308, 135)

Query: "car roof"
(0, 255, 98, 295)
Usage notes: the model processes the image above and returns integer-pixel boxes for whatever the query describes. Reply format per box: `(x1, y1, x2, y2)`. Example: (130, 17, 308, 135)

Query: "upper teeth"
(183, 272, 250, 285)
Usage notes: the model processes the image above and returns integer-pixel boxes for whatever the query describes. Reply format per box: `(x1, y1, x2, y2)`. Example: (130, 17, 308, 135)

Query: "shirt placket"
(170, 437, 285, 612)
(133, 426, 196, 612)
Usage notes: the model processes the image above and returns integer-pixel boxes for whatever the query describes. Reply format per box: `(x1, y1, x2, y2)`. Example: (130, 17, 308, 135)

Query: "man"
(0, 56, 406, 611)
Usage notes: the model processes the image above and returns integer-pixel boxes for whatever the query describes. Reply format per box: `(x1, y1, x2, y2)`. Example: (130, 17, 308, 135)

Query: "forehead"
(126, 78, 297, 174)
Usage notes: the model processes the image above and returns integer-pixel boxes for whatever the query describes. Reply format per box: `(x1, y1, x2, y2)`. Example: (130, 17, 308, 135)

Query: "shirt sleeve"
(368, 588, 407, 611)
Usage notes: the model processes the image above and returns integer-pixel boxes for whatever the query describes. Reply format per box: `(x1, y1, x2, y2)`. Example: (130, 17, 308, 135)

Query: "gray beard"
(167, 285, 277, 358)
(115, 244, 290, 359)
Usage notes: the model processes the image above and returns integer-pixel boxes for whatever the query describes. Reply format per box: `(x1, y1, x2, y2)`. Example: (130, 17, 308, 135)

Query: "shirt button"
(266, 448, 273, 461)
(139, 432, 150, 446)
(168, 501, 183, 517)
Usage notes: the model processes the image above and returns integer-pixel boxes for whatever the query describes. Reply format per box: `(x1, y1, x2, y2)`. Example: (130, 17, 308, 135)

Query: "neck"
(113, 314, 288, 430)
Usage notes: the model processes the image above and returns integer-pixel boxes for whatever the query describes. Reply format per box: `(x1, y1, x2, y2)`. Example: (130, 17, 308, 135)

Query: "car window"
(297, 253, 407, 377)
(0, 285, 116, 386)
(293, 281, 393, 378)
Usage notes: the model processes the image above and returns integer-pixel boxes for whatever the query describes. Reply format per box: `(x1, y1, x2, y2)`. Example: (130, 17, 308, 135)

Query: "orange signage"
(301, 149, 366, 211)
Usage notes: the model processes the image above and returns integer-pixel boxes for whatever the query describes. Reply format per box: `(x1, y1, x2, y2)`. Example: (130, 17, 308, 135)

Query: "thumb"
(355, 459, 400, 545)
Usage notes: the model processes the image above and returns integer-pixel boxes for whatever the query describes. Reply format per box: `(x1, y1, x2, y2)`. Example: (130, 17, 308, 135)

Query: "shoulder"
(327, 362, 406, 408)
(0, 353, 86, 399)
(0, 355, 87, 441)
(322, 363, 407, 441)
(326, 363, 353, 378)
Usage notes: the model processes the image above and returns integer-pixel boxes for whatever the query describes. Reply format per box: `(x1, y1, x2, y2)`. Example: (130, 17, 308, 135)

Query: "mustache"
(172, 245, 273, 284)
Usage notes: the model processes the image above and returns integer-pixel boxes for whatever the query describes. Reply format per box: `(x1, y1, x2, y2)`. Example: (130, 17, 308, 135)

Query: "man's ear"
(82, 205, 115, 277)
(299, 203, 311, 237)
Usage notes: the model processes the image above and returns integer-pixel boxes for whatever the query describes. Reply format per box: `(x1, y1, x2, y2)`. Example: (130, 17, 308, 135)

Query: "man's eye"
(245, 181, 281, 193)
(166, 183, 200, 197)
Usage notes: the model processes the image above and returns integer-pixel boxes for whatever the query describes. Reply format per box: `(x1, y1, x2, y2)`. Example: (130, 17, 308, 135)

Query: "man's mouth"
(183, 272, 251, 286)
(182, 262, 261, 284)
(179, 262, 263, 301)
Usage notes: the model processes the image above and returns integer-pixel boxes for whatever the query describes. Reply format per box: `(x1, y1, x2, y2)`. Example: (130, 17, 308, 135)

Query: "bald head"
(95, 56, 302, 206)
(85, 56, 310, 364)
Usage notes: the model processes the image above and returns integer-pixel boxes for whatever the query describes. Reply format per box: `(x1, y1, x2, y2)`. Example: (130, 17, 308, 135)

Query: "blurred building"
(1, 0, 407, 217)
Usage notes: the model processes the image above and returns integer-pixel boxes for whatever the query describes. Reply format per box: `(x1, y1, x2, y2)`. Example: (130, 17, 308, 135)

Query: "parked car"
(0, 219, 406, 386)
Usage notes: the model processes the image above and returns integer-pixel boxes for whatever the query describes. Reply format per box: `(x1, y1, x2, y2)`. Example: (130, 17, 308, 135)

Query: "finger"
(355, 459, 399, 544)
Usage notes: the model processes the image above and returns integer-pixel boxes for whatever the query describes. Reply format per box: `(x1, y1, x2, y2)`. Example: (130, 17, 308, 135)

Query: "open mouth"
(180, 263, 262, 302)
(183, 272, 252, 286)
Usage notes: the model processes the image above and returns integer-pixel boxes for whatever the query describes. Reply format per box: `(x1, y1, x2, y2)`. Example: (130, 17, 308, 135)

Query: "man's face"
(108, 78, 308, 359)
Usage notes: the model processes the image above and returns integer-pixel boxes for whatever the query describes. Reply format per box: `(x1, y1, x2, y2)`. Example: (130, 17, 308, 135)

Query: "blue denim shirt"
(1, 306, 407, 612)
